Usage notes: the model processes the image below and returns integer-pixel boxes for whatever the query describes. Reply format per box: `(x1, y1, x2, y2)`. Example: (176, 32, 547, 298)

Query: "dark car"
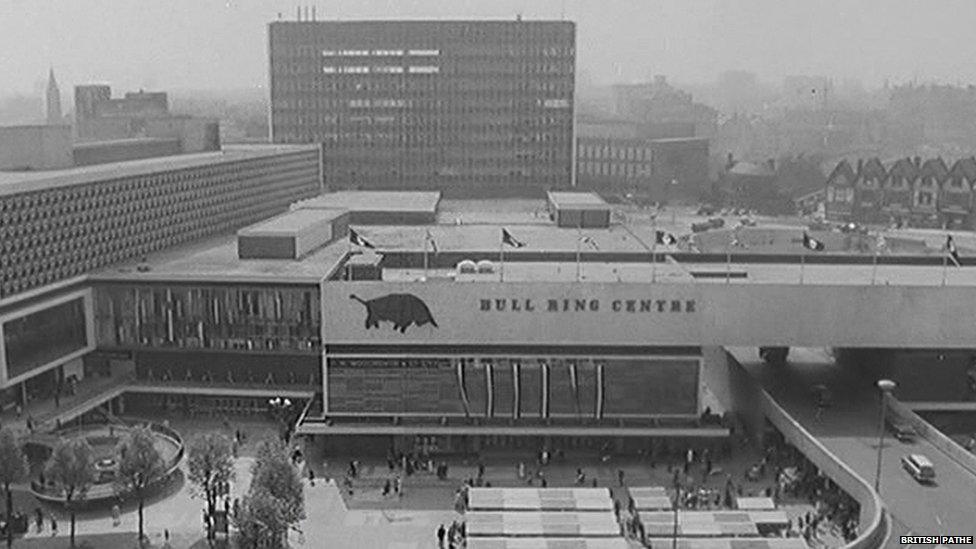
(887, 418, 918, 442)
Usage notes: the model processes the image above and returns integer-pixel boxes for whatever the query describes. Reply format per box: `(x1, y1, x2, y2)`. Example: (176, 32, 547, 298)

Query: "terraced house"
(825, 156, 976, 229)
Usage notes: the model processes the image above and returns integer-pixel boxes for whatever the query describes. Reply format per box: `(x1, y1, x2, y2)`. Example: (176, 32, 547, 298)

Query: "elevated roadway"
(729, 347, 976, 547)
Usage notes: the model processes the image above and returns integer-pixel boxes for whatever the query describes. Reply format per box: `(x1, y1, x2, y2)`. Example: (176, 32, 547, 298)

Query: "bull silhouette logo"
(349, 293, 439, 333)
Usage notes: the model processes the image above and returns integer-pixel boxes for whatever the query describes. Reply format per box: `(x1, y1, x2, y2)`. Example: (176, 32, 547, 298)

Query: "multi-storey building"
(0, 145, 321, 299)
(268, 19, 575, 197)
(0, 144, 321, 415)
(825, 156, 976, 228)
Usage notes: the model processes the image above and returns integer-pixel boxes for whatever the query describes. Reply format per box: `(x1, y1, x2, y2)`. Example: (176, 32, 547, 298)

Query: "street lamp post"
(671, 476, 681, 549)
(874, 379, 897, 493)
(268, 397, 294, 442)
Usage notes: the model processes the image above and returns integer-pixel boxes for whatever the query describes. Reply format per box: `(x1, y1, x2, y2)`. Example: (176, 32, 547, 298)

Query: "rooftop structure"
(237, 208, 350, 260)
(293, 191, 441, 225)
(547, 191, 611, 228)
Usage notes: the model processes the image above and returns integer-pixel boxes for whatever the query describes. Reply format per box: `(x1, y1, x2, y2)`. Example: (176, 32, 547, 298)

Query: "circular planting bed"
(26, 421, 185, 505)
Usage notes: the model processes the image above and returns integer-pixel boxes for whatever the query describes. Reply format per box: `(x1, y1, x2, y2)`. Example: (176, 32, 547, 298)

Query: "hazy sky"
(4, 0, 976, 97)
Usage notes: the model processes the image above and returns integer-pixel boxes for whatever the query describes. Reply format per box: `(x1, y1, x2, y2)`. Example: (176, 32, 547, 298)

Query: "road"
(729, 347, 976, 547)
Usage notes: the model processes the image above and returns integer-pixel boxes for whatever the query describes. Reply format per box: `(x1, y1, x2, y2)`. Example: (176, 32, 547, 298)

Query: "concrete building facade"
(269, 19, 576, 197)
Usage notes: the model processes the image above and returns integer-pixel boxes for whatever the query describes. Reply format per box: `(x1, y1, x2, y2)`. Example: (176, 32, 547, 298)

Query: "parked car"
(901, 454, 936, 484)
(886, 418, 918, 442)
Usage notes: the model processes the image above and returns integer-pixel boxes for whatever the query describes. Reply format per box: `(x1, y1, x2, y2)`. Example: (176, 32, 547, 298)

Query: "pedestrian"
(617, 469, 625, 486)
(16, 404, 22, 418)
(541, 478, 547, 488)
(383, 479, 391, 497)
(518, 461, 525, 479)
(34, 507, 43, 533)
(308, 467, 315, 486)
(112, 503, 121, 526)
(591, 477, 598, 487)
(50, 515, 57, 537)
(394, 475, 402, 497)
(437, 523, 446, 548)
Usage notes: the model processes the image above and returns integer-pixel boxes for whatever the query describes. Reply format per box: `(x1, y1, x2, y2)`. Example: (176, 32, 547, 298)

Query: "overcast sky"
(3, 0, 976, 96)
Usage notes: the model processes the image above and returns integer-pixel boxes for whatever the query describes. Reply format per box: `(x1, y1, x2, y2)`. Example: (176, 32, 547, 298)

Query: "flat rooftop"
(80, 199, 976, 285)
(0, 144, 319, 197)
(238, 208, 346, 236)
(357, 224, 652, 253)
(547, 191, 609, 208)
(90, 233, 346, 285)
(294, 190, 441, 213)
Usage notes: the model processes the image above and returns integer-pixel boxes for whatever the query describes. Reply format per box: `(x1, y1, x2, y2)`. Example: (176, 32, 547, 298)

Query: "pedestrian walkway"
(730, 347, 976, 547)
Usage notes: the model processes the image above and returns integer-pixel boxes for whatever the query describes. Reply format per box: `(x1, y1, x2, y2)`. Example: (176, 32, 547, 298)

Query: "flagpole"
(652, 217, 658, 284)
(576, 227, 583, 282)
(347, 234, 353, 281)
(800, 249, 806, 285)
(871, 248, 878, 285)
(423, 231, 429, 281)
(500, 236, 505, 282)
(726, 233, 732, 284)
(942, 236, 949, 287)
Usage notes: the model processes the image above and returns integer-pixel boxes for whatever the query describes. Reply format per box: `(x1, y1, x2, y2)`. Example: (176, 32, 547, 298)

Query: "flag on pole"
(425, 229, 438, 254)
(349, 228, 375, 249)
(501, 228, 526, 248)
(802, 232, 825, 251)
(945, 235, 961, 266)
(655, 230, 677, 246)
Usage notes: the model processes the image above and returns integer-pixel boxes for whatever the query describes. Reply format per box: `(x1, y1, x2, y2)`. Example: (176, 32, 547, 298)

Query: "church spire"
(46, 67, 62, 124)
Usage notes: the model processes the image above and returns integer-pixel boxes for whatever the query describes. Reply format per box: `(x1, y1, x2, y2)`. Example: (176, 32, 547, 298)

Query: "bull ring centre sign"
(479, 297, 697, 314)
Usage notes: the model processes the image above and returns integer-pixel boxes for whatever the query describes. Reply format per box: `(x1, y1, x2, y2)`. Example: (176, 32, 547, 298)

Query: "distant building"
(721, 158, 788, 214)
(74, 84, 219, 154)
(45, 69, 62, 125)
(575, 118, 709, 202)
(825, 155, 976, 229)
(268, 18, 576, 197)
(611, 76, 718, 138)
(0, 125, 73, 170)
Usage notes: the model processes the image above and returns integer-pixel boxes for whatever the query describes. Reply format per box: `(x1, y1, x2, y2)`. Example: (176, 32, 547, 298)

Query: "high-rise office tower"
(269, 19, 576, 197)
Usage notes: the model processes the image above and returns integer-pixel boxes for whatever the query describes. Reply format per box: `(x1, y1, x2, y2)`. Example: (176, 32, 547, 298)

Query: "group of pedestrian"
(435, 520, 465, 548)
(380, 475, 402, 498)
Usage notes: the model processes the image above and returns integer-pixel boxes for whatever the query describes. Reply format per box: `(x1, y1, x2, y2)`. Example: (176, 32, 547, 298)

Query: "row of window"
(0, 152, 320, 298)
(322, 49, 439, 57)
(579, 161, 653, 179)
